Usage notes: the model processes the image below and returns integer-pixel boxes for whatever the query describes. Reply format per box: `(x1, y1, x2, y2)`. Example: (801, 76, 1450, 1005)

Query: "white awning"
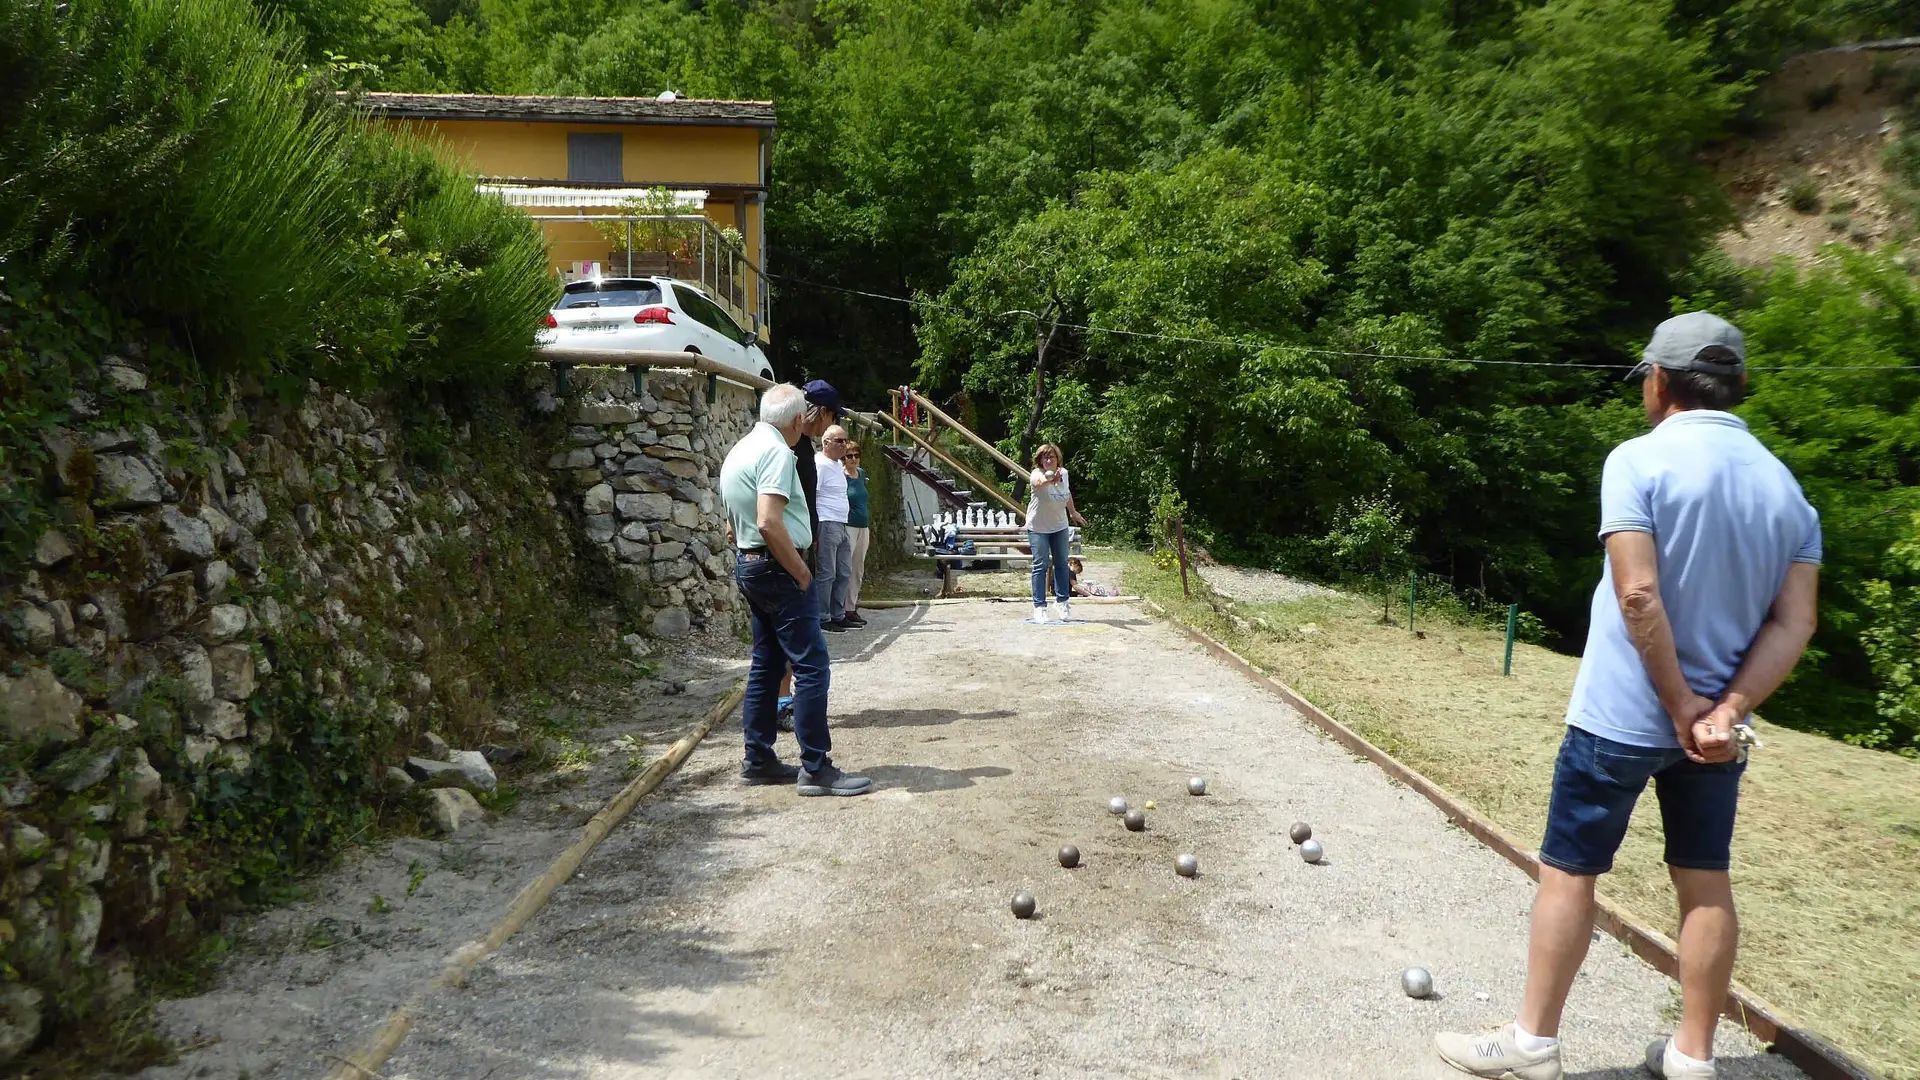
(477, 184, 709, 209)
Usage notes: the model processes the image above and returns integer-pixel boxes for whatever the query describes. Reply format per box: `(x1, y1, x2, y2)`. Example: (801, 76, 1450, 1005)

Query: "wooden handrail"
(876, 411, 1023, 515)
(903, 389, 1026, 478)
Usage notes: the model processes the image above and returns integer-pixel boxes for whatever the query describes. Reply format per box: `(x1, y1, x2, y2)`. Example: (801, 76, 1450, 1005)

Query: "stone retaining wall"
(542, 367, 757, 639)
(0, 356, 758, 1065)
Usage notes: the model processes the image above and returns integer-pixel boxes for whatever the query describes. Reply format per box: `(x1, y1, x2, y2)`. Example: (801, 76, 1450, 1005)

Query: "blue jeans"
(813, 520, 853, 621)
(735, 554, 833, 773)
(1029, 527, 1071, 606)
(1538, 726, 1746, 876)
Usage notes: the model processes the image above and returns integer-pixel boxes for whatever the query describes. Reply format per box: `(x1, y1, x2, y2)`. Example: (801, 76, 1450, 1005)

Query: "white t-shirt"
(1025, 467, 1072, 534)
(814, 451, 850, 523)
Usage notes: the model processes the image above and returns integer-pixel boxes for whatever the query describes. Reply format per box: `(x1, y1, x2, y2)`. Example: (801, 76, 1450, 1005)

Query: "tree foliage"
(231, 0, 1920, 752)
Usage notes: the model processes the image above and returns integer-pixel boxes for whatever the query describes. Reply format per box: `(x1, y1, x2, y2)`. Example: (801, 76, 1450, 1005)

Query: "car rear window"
(558, 282, 662, 309)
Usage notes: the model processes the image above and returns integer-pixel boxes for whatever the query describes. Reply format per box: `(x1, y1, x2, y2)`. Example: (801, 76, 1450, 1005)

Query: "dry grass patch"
(1120, 553, 1920, 1080)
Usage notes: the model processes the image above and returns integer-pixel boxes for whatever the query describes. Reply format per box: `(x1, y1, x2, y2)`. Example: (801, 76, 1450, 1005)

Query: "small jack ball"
(1011, 893, 1036, 919)
(1058, 845, 1081, 868)
(1124, 808, 1146, 831)
(1300, 838, 1324, 864)
(1188, 777, 1208, 796)
(1175, 853, 1199, 877)
(1108, 796, 1128, 815)
(1289, 821, 1312, 845)
(1402, 967, 1434, 999)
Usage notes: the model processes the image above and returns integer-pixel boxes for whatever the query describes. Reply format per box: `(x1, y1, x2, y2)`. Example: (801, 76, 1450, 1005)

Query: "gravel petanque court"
(373, 599, 1805, 1080)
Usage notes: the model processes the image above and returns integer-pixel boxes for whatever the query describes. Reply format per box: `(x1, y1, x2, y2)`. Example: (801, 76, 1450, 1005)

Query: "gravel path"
(1197, 563, 1341, 605)
(143, 596, 1804, 1080)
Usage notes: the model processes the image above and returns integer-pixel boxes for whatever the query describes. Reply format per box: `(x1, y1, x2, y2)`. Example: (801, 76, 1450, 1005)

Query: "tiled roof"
(349, 93, 776, 128)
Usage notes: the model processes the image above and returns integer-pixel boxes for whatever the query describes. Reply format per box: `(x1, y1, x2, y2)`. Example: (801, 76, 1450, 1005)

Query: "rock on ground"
(425, 789, 485, 835)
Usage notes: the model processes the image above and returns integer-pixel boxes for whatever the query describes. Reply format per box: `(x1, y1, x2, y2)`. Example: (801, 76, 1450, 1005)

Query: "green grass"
(1118, 550, 1920, 1080)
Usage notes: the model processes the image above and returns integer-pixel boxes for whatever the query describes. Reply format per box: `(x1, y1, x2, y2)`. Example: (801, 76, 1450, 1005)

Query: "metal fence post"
(1409, 570, 1417, 634)
(1503, 604, 1518, 676)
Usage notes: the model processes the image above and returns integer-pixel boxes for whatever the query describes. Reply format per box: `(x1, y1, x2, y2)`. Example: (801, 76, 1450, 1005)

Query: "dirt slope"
(1713, 44, 1920, 266)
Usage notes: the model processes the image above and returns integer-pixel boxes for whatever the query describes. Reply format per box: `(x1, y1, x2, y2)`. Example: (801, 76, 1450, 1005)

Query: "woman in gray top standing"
(1026, 443, 1087, 623)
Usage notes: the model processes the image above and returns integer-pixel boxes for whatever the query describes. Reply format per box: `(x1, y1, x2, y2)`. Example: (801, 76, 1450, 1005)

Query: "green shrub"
(0, 0, 553, 392)
(1784, 172, 1822, 213)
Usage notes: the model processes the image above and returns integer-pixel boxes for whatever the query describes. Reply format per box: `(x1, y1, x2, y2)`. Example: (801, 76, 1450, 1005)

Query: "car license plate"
(571, 321, 620, 333)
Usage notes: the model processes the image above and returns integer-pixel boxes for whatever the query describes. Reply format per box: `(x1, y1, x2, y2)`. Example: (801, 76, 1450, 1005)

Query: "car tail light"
(542, 313, 557, 328)
(633, 306, 674, 325)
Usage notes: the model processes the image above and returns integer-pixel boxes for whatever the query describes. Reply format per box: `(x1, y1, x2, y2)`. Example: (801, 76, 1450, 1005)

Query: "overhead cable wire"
(766, 272, 1920, 373)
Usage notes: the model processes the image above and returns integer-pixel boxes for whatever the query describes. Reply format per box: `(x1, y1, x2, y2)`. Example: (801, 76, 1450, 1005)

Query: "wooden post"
(1409, 570, 1417, 634)
(1174, 515, 1192, 599)
(1503, 604, 1518, 676)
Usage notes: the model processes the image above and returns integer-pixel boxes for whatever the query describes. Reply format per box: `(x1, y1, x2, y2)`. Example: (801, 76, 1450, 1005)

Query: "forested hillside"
(208, 0, 1920, 753)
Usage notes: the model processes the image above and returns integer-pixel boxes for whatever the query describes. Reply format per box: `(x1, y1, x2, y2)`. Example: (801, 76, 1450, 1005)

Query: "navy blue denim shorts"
(1538, 726, 1746, 876)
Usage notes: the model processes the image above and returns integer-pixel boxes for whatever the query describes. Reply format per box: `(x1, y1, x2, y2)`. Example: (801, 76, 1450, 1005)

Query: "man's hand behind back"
(1689, 705, 1742, 764)
(1669, 692, 1717, 762)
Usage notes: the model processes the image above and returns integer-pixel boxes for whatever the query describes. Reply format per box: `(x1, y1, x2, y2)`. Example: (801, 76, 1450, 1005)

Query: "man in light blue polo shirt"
(1438, 313, 1821, 1080)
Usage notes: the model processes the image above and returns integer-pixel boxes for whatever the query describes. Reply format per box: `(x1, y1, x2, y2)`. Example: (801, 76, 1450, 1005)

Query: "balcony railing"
(524, 212, 769, 337)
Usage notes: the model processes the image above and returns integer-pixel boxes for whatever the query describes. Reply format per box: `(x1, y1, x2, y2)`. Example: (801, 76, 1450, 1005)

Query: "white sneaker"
(1434, 1024, 1563, 1080)
(1645, 1038, 1714, 1079)
(1057, 601, 1073, 622)
(1027, 607, 1049, 625)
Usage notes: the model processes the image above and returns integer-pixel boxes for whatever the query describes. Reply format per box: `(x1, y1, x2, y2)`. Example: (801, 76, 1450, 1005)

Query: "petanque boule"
(1124, 808, 1146, 831)
(1289, 821, 1312, 845)
(1108, 796, 1128, 815)
(1011, 893, 1037, 919)
(1402, 967, 1434, 999)
(1188, 776, 1208, 796)
(1058, 845, 1081, 869)
(1300, 838, 1324, 863)
(1175, 853, 1199, 877)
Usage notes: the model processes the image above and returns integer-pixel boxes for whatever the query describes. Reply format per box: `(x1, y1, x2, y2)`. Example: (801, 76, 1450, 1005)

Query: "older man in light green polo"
(718, 383, 871, 797)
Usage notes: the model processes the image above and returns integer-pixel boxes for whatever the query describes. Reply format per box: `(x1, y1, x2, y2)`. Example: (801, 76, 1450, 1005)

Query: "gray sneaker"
(797, 764, 872, 797)
(1434, 1024, 1563, 1080)
(1645, 1038, 1714, 1079)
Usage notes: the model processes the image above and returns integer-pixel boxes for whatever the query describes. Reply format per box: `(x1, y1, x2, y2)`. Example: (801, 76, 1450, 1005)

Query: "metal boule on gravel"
(1188, 776, 1208, 796)
(1300, 838, 1324, 864)
(1058, 845, 1081, 869)
(1109, 796, 1128, 815)
(1175, 853, 1199, 877)
(1402, 967, 1434, 999)
(1124, 808, 1146, 832)
(1289, 821, 1312, 845)
(1011, 893, 1037, 919)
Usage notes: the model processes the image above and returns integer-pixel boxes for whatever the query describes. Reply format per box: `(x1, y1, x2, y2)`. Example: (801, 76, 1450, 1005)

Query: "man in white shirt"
(812, 424, 856, 632)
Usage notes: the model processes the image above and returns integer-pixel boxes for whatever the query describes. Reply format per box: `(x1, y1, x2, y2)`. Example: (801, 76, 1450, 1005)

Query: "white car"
(537, 277, 773, 382)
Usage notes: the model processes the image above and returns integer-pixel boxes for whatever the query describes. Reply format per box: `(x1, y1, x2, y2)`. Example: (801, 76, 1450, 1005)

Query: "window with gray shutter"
(567, 133, 623, 182)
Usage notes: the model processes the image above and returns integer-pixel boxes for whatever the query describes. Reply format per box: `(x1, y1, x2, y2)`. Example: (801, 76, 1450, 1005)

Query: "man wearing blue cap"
(772, 380, 846, 725)
(1437, 312, 1822, 1080)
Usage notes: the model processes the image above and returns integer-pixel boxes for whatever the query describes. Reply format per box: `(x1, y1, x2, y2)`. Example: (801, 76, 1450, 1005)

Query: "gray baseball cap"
(1628, 311, 1746, 381)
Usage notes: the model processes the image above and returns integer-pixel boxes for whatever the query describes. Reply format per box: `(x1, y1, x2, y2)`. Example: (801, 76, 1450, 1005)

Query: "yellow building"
(359, 92, 775, 339)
